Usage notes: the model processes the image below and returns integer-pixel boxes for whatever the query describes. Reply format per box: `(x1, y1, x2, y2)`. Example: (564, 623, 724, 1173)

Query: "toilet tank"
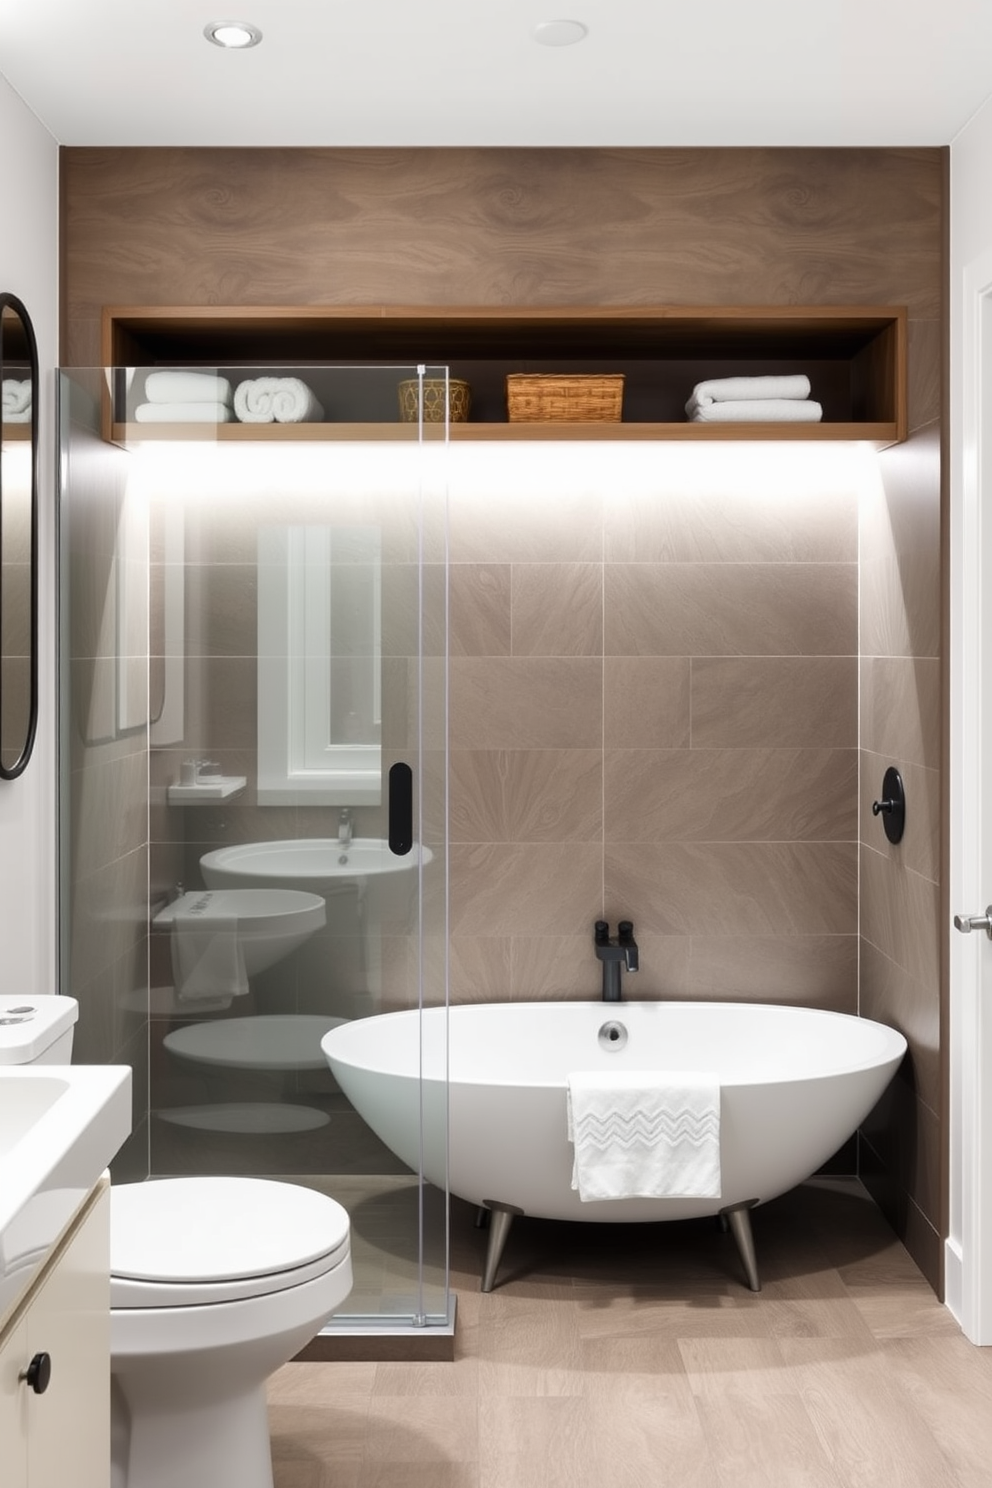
(0, 995, 78, 1064)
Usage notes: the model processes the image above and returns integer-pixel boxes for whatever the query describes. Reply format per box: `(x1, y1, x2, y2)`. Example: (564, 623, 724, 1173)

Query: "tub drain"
(598, 1020, 627, 1051)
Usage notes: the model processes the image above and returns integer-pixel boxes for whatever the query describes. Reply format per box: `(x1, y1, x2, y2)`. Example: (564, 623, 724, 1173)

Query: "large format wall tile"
(449, 843, 602, 938)
(688, 934, 858, 1010)
(449, 564, 511, 657)
(450, 749, 602, 844)
(860, 1073, 943, 1245)
(604, 748, 857, 843)
(603, 450, 861, 565)
(606, 842, 858, 937)
(691, 658, 858, 749)
(860, 657, 941, 771)
(859, 843, 941, 994)
(449, 657, 603, 749)
(603, 657, 691, 749)
(859, 936, 941, 1117)
(184, 656, 258, 751)
(860, 424, 941, 661)
(589, 931, 858, 1008)
(858, 414, 943, 1285)
(605, 564, 858, 657)
(510, 564, 603, 657)
(184, 562, 257, 659)
(446, 452, 604, 564)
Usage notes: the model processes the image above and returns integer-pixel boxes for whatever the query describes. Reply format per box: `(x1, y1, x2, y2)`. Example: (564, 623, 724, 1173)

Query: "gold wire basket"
(506, 373, 625, 422)
(397, 377, 471, 423)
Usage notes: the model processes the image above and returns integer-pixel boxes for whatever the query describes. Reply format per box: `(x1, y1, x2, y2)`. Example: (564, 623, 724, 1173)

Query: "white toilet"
(0, 994, 353, 1488)
(109, 1176, 351, 1488)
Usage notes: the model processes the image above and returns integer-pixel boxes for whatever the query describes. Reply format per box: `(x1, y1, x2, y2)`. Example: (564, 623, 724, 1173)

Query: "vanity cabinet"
(101, 303, 907, 446)
(0, 1179, 111, 1488)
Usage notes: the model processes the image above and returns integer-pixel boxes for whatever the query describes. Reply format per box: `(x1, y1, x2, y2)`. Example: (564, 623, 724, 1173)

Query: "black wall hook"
(872, 766, 906, 845)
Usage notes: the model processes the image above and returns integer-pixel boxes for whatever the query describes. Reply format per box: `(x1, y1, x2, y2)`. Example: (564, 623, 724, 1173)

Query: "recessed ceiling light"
(203, 20, 263, 49)
(533, 19, 588, 47)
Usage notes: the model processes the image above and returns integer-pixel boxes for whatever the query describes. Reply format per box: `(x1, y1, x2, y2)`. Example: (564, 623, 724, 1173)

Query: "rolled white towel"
(143, 370, 233, 405)
(2, 379, 32, 422)
(234, 377, 325, 424)
(686, 374, 811, 417)
(688, 398, 823, 424)
(133, 401, 234, 423)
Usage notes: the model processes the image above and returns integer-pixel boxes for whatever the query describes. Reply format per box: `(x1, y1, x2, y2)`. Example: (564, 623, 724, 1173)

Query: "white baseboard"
(944, 1235, 964, 1331)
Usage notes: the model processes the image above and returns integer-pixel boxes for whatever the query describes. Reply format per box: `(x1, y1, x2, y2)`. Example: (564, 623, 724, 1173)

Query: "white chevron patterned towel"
(567, 1070, 722, 1201)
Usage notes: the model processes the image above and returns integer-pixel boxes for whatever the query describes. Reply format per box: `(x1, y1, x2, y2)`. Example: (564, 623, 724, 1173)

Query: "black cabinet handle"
(20, 1351, 52, 1395)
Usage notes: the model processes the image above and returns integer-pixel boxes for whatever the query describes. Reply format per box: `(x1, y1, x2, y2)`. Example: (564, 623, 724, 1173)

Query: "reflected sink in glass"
(200, 838, 432, 896)
(0, 1064, 132, 1316)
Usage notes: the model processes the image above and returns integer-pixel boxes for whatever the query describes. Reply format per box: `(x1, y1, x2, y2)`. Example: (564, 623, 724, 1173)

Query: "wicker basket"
(397, 377, 471, 423)
(506, 373, 625, 423)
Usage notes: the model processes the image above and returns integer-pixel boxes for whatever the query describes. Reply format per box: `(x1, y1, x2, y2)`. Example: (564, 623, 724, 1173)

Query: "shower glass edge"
(56, 363, 451, 1333)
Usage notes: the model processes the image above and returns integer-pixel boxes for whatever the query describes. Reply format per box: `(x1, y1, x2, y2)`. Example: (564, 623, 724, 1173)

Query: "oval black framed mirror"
(0, 293, 39, 778)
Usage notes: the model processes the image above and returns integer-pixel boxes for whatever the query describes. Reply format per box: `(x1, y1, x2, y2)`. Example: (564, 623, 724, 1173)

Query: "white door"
(948, 248, 992, 1344)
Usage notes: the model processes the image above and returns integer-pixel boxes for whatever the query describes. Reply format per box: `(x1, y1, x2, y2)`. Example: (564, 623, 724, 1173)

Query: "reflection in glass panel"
(257, 524, 382, 805)
(0, 298, 37, 776)
(59, 366, 449, 1330)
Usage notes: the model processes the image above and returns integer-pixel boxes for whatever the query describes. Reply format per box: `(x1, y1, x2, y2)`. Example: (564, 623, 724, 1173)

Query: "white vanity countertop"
(0, 1064, 132, 1327)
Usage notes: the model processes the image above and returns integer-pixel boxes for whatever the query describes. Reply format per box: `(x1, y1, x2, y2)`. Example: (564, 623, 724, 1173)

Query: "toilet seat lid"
(110, 1177, 350, 1285)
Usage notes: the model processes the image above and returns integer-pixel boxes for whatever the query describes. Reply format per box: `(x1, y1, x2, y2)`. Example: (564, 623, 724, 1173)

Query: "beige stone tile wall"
(858, 421, 943, 1286)
(446, 443, 863, 1008)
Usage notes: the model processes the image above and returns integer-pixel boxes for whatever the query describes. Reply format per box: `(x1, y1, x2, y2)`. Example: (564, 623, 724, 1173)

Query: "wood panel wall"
(60, 148, 942, 364)
(59, 145, 947, 1289)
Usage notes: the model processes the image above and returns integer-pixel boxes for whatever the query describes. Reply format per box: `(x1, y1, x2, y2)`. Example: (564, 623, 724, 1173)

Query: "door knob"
(953, 908, 992, 938)
(19, 1351, 51, 1394)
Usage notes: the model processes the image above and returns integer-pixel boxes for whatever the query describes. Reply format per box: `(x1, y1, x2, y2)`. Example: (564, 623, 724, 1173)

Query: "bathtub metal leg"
(720, 1200, 761, 1293)
(475, 1206, 491, 1230)
(479, 1201, 523, 1293)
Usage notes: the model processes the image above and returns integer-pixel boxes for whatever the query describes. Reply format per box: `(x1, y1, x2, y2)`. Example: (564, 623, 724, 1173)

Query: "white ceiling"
(2, 0, 992, 148)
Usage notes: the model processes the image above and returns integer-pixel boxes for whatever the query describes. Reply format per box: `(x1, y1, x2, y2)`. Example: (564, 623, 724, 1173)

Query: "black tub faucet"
(594, 919, 639, 1002)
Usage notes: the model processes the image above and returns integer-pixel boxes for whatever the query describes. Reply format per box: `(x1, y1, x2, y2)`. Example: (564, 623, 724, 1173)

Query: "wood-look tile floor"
(267, 1179, 991, 1488)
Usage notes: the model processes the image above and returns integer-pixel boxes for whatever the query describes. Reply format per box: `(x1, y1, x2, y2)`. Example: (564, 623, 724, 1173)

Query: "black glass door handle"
(388, 762, 413, 856)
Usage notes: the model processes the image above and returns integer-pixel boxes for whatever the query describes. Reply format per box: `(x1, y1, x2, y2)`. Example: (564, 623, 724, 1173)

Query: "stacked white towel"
(170, 892, 249, 1006)
(2, 378, 32, 423)
(686, 374, 822, 424)
(567, 1069, 722, 1201)
(133, 369, 234, 425)
(134, 402, 233, 423)
(233, 377, 325, 424)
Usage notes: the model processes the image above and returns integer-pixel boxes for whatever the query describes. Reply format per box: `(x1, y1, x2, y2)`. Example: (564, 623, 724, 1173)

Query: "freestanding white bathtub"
(321, 1000, 907, 1292)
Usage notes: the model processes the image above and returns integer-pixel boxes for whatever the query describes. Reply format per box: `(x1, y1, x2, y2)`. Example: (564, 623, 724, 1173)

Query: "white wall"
(0, 75, 59, 992)
(952, 101, 992, 264)
(948, 96, 992, 1336)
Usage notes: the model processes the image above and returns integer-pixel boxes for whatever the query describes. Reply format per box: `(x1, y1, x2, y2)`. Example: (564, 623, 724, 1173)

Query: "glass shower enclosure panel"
(58, 365, 450, 1329)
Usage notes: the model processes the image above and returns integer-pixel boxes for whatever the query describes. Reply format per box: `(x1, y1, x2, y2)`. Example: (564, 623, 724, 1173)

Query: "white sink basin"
(0, 1064, 132, 1319)
(200, 838, 432, 896)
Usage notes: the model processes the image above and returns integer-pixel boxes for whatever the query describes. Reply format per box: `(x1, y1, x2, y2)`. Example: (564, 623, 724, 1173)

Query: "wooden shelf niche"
(101, 304, 907, 446)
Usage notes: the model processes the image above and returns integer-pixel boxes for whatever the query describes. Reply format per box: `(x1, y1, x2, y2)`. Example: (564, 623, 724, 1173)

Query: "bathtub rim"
(321, 999, 908, 1091)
